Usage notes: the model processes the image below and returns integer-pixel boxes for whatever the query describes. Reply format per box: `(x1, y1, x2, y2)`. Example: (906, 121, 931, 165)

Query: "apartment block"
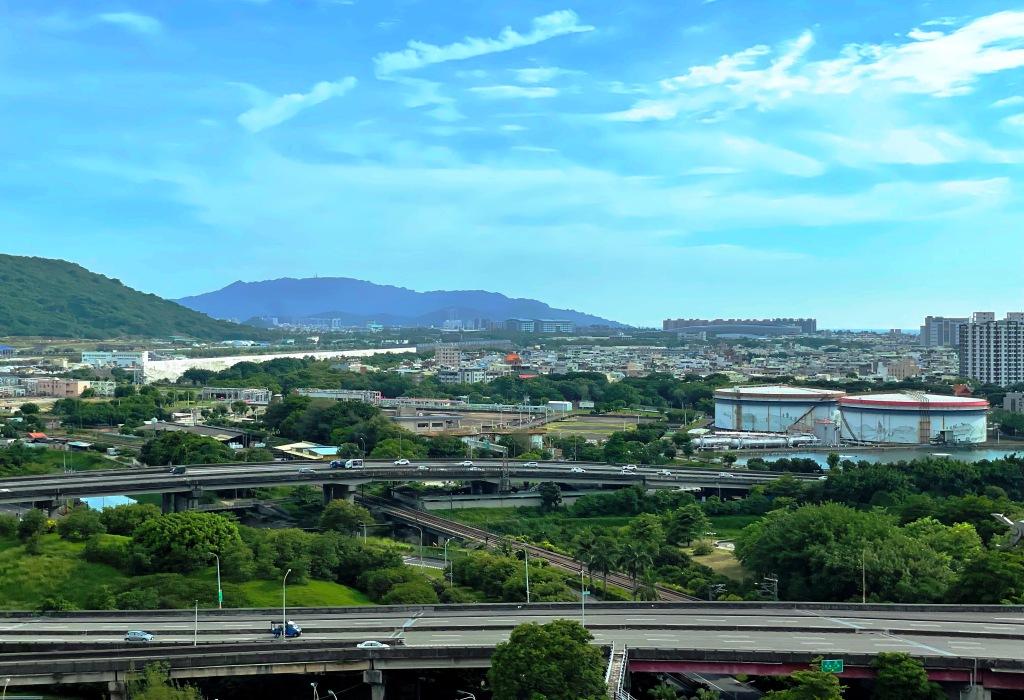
(959, 313, 1024, 386)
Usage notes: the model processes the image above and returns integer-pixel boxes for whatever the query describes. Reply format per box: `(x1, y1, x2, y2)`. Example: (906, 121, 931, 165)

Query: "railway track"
(360, 495, 700, 602)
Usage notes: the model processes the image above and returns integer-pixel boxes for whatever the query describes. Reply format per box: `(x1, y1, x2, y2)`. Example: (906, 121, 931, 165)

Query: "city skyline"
(3, 1, 1024, 327)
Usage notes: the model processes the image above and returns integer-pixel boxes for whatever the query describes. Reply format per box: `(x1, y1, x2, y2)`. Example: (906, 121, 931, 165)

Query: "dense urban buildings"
(959, 311, 1024, 386)
(919, 316, 968, 347)
(662, 317, 817, 336)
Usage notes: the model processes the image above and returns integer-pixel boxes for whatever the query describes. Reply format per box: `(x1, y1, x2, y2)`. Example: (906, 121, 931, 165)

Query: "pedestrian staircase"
(606, 643, 637, 700)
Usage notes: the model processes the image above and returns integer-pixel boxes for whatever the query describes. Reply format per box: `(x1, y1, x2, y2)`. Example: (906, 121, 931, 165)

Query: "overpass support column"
(323, 483, 354, 505)
(172, 489, 202, 512)
(960, 686, 991, 700)
(161, 492, 175, 514)
(470, 480, 499, 495)
(107, 680, 127, 700)
(363, 669, 385, 700)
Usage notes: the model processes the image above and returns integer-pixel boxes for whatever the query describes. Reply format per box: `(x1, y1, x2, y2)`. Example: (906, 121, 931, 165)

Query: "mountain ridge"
(0, 255, 257, 339)
(177, 276, 623, 328)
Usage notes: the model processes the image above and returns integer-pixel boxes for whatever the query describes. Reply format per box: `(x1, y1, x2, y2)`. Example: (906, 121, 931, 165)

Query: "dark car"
(169, 466, 187, 475)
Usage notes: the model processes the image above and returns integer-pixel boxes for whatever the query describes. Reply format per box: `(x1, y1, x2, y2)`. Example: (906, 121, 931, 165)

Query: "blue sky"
(3, 1, 1024, 328)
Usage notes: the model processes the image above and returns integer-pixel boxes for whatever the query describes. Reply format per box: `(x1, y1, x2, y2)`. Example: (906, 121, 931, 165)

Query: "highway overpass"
(0, 603, 1020, 698)
(0, 460, 818, 512)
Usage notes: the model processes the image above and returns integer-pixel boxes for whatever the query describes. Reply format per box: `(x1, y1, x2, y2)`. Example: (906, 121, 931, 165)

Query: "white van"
(344, 458, 364, 469)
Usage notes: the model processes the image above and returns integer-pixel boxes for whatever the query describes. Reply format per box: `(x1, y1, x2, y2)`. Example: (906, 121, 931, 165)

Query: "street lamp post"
(282, 568, 292, 643)
(580, 567, 588, 628)
(524, 549, 530, 604)
(310, 682, 319, 700)
(443, 537, 454, 586)
(210, 552, 222, 609)
(358, 437, 366, 458)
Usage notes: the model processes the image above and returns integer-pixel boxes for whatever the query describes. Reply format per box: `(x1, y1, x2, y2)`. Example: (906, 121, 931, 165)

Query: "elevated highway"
(0, 460, 818, 511)
(0, 603, 1022, 696)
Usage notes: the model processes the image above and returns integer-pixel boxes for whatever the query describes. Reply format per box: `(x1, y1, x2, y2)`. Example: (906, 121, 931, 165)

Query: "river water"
(735, 445, 1024, 468)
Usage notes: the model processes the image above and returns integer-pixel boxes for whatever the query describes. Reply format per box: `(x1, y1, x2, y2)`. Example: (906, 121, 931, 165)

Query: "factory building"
(713, 386, 846, 440)
(839, 393, 989, 445)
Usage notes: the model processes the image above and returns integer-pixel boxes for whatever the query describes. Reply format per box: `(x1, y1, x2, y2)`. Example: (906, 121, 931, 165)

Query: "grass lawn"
(708, 515, 761, 540)
(544, 415, 638, 439)
(691, 548, 749, 582)
(236, 579, 372, 607)
(0, 535, 127, 609)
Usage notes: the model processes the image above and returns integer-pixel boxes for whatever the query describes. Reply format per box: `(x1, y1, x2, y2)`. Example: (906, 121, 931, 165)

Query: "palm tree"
(618, 542, 654, 585)
(574, 529, 598, 587)
(634, 569, 659, 601)
(589, 538, 618, 594)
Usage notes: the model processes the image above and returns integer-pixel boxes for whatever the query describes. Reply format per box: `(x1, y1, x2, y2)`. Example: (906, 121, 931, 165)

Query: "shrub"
(57, 506, 106, 541)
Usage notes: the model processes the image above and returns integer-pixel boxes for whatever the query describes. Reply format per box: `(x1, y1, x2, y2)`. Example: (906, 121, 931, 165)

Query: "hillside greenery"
(0, 254, 256, 339)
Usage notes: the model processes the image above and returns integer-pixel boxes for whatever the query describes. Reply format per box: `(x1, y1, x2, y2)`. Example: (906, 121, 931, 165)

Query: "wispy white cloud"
(993, 96, 1024, 108)
(237, 77, 357, 132)
(96, 12, 162, 35)
(513, 67, 574, 84)
(374, 10, 594, 75)
(608, 11, 1024, 122)
(469, 85, 558, 99)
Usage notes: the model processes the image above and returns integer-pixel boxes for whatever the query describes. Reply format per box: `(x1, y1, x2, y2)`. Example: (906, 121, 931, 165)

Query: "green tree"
(538, 482, 563, 512)
(381, 580, 440, 605)
(128, 663, 203, 700)
(100, 503, 161, 536)
(139, 432, 234, 466)
(664, 504, 711, 546)
(765, 666, 844, 700)
(627, 514, 665, 553)
(649, 685, 678, 699)
(56, 506, 106, 541)
(590, 536, 619, 592)
(320, 500, 374, 535)
(826, 452, 841, 470)
(369, 437, 427, 460)
(132, 512, 243, 573)
(489, 620, 606, 700)
(17, 509, 47, 541)
(872, 653, 944, 700)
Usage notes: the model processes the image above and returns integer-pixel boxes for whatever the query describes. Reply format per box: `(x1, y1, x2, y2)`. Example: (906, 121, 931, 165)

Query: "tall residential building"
(434, 344, 462, 368)
(959, 312, 1024, 386)
(920, 316, 968, 347)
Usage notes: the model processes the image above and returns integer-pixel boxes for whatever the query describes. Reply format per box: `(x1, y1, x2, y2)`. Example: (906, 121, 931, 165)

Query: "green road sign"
(820, 659, 844, 674)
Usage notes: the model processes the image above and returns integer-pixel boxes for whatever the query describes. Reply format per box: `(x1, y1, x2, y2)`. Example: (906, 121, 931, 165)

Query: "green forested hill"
(0, 255, 254, 339)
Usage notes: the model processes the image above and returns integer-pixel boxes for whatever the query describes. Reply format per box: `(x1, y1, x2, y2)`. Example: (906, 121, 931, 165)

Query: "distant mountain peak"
(177, 276, 623, 327)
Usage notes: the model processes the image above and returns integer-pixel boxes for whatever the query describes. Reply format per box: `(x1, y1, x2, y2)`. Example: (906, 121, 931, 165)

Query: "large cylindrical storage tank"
(839, 393, 989, 445)
(714, 386, 846, 434)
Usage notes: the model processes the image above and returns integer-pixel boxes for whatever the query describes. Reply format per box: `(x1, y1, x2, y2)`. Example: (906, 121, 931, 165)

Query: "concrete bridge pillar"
(107, 680, 127, 700)
(323, 483, 355, 505)
(960, 685, 991, 700)
(162, 489, 202, 513)
(364, 668, 385, 700)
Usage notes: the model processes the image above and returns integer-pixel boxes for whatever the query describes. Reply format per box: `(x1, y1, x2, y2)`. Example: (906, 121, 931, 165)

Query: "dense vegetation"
(184, 357, 729, 412)
(0, 254, 257, 338)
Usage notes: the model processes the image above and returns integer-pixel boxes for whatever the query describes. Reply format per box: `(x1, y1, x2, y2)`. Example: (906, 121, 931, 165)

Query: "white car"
(357, 640, 390, 649)
(458, 460, 474, 467)
(298, 467, 316, 475)
(656, 469, 673, 477)
(523, 461, 539, 467)
(417, 465, 430, 471)
(394, 458, 411, 466)
(718, 472, 736, 478)
(468, 466, 483, 472)
(125, 630, 154, 642)
(622, 464, 638, 471)
(570, 466, 586, 473)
